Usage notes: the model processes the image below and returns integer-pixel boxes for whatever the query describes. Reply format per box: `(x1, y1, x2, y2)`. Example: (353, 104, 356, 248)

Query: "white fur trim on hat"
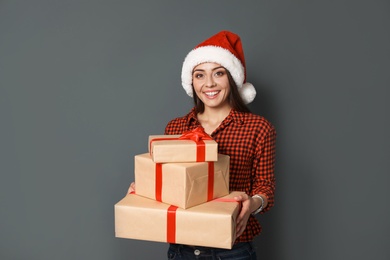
(181, 46, 245, 95)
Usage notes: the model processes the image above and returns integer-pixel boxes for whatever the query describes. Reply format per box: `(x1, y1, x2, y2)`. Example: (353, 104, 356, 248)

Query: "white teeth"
(205, 91, 219, 96)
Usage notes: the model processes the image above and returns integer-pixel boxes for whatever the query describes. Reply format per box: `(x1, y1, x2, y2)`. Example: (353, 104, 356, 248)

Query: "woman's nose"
(205, 76, 216, 87)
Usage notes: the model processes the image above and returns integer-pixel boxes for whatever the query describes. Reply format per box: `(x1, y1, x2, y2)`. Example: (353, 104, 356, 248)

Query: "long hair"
(192, 69, 251, 114)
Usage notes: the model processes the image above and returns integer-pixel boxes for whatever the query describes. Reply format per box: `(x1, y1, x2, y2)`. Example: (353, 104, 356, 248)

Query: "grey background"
(1, 1, 389, 259)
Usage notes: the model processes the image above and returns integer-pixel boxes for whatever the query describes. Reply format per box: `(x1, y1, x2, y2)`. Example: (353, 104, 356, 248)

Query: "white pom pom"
(239, 82, 256, 104)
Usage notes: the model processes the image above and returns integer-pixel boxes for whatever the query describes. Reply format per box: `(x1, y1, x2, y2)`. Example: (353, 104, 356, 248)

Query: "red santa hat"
(181, 30, 256, 104)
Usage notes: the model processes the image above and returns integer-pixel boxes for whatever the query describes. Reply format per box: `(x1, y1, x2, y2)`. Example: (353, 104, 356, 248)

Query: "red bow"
(178, 126, 212, 142)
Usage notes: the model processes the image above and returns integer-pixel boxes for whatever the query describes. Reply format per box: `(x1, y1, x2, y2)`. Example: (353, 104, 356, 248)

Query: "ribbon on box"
(155, 163, 163, 202)
(207, 162, 214, 201)
(149, 126, 213, 162)
(178, 126, 213, 162)
(167, 205, 178, 243)
(166, 197, 240, 244)
(154, 161, 215, 203)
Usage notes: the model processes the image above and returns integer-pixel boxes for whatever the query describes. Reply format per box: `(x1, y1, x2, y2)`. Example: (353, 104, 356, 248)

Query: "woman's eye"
(215, 71, 225, 77)
(194, 73, 203, 79)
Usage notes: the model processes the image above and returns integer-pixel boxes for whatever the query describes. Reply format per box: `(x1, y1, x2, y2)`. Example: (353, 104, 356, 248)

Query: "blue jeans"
(167, 242, 257, 260)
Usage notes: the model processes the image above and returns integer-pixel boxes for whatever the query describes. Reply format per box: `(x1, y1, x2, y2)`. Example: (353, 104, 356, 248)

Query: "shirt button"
(194, 249, 200, 255)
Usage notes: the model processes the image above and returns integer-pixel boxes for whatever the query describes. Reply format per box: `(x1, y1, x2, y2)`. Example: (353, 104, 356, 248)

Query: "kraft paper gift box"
(114, 191, 243, 249)
(134, 153, 230, 209)
(148, 129, 218, 163)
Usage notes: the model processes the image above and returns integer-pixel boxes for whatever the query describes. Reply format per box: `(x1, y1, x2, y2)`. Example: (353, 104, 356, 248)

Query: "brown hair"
(192, 69, 251, 114)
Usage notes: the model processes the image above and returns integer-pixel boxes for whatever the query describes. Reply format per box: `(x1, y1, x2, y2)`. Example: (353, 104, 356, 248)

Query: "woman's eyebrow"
(193, 66, 224, 73)
(212, 66, 225, 71)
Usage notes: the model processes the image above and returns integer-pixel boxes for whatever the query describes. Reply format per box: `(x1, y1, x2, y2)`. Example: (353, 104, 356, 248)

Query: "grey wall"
(1, 1, 389, 259)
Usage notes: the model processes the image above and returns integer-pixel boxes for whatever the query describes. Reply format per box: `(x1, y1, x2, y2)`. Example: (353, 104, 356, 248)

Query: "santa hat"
(181, 30, 256, 104)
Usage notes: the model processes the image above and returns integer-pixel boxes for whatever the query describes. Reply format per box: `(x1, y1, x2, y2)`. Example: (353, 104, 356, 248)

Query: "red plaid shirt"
(165, 107, 276, 242)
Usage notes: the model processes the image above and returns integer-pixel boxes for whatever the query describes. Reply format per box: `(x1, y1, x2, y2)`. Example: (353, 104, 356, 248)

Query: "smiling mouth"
(204, 91, 220, 97)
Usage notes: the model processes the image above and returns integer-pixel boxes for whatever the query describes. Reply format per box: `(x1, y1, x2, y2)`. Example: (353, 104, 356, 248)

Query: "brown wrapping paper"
(135, 153, 230, 209)
(148, 135, 218, 163)
(115, 192, 244, 249)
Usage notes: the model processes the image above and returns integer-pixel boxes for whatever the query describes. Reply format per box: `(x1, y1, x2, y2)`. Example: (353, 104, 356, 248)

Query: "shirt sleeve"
(164, 121, 173, 135)
(164, 116, 191, 135)
(164, 119, 181, 135)
(252, 125, 276, 213)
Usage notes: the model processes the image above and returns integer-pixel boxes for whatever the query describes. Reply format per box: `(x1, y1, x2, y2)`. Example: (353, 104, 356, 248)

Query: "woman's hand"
(234, 193, 264, 238)
(127, 182, 136, 194)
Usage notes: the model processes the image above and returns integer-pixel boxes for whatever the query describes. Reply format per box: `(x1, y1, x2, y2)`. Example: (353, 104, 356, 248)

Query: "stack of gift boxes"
(114, 127, 243, 249)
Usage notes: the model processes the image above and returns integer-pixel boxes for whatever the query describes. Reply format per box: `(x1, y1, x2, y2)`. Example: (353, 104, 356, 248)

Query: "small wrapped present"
(114, 192, 243, 249)
(149, 127, 218, 163)
(134, 153, 229, 209)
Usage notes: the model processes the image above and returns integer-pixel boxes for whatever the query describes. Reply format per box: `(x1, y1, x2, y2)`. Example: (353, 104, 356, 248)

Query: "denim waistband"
(169, 242, 251, 255)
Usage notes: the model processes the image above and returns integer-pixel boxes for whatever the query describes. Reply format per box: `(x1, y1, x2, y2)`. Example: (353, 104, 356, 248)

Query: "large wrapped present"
(134, 153, 229, 209)
(115, 192, 243, 249)
(148, 127, 218, 163)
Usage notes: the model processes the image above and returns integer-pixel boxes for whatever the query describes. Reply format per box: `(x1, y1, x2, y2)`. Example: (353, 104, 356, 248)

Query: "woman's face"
(192, 62, 231, 110)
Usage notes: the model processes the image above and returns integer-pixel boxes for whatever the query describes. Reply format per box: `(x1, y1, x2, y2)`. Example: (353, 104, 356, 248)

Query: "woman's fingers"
(234, 193, 252, 238)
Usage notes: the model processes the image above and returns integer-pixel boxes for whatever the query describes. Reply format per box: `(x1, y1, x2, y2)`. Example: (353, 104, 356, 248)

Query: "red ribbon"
(155, 163, 163, 202)
(178, 126, 212, 143)
(149, 137, 176, 156)
(179, 127, 212, 162)
(166, 205, 178, 243)
(207, 162, 214, 201)
(149, 126, 212, 162)
(212, 198, 239, 203)
(212, 197, 243, 214)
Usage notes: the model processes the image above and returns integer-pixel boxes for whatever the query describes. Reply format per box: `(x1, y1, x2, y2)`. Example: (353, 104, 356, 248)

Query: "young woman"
(130, 31, 276, 259)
